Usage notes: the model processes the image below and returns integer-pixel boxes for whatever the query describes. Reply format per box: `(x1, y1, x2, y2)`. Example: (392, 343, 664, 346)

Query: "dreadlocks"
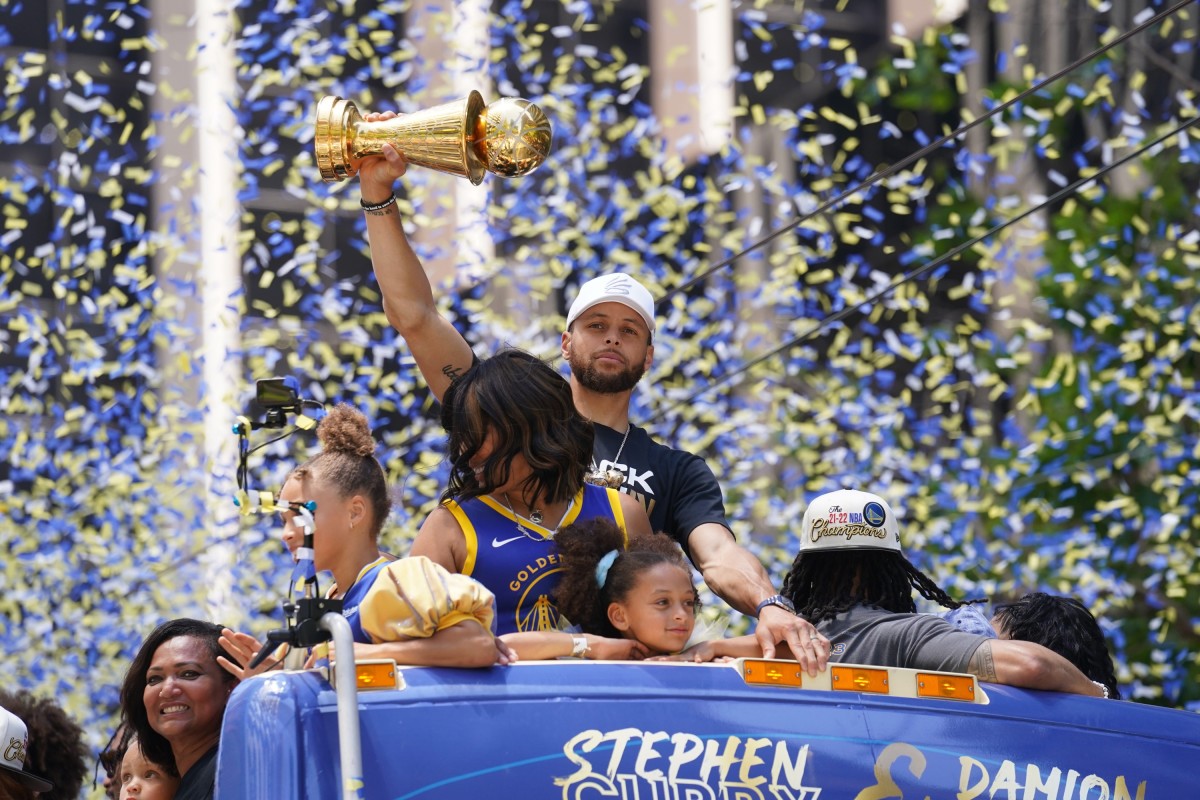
(781, 550, 969, 623)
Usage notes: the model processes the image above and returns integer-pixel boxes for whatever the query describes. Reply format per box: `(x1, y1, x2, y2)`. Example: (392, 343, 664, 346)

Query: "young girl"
(219, 403, 504, 672)
(118, 737, 179, 800)
(501, 518, 762, 661)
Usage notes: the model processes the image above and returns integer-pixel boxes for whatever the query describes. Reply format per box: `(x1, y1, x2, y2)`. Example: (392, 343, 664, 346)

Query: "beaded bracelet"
(1091, 680, 1110, 699)
(360, 193, 397, 216)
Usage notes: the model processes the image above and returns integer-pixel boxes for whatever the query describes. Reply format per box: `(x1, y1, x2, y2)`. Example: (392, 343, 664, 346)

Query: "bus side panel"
(214, 665, 1200, 799)
(355, 694, 872, 799)
(851, 683, 1198, 797)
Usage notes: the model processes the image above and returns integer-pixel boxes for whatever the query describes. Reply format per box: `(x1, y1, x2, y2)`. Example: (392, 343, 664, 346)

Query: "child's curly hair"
(553, 518, 694, 638)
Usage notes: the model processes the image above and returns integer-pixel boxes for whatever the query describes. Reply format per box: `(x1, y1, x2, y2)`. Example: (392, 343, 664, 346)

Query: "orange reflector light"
(356, 661, 397, 690)
(916, 672, 976, 701)
(831, 665, 889, 694)
(742, 659, 804, 688)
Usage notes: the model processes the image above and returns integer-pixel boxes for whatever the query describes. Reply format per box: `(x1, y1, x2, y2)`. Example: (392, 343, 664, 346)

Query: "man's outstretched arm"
(969, 639, 1106, 697)
(687, 523, 829, 675)
(359, 123, 475, 401)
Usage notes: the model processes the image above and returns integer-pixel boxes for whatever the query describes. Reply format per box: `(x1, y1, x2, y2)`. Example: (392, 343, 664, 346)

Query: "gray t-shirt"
(817, 604, 986, 673)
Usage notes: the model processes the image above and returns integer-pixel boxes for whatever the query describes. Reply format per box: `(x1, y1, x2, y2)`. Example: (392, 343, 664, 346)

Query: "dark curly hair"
(0, 690, 88, 800)
(992, 593, 1121, 700)
(781, 550, 971, 623)
(118, 619, 236, 773)
(553, 518, 693, 638)
(440, 348, 593, 508)
(289, 403, 392, 539)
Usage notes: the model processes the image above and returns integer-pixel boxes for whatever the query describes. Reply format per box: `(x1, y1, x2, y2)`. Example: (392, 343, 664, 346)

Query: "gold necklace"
(585, 424, 630, 489)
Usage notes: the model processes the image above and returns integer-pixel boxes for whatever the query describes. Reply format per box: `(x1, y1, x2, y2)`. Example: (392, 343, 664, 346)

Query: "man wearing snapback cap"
(0, 705, 54, 798)
(353, 140, 828, 669)
(778, 489, 1106, 696)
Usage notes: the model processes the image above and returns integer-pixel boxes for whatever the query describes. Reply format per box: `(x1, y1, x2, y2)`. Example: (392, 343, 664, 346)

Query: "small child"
(501, 518, 761, 661)
(118, 737, 179, 800)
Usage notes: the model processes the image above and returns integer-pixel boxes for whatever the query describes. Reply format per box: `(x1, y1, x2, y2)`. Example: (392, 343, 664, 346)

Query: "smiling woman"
(118, 619, 237, 800)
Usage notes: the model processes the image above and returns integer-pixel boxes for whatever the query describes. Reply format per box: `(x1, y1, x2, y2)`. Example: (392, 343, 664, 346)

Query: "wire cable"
(653, 0, 1196, 310)
(655, 113, 1200, 413)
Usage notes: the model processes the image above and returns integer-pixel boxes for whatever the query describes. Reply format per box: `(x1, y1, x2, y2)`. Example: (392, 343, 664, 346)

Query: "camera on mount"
(256, 377, 302, 428)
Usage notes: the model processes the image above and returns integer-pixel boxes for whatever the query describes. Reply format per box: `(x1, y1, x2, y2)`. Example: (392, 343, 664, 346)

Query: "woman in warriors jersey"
(219, 404, 501, 672)
(411, 349, 654, 635)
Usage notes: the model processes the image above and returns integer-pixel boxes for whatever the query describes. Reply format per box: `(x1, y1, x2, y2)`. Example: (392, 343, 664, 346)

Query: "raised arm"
(358, 123, 476, 401)
(968, 639, 1106, 697)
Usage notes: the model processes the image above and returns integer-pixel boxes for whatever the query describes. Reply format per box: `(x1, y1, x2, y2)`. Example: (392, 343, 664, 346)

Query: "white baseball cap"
(0, 706, 53, 793)
(800, 489, 902, 553)
(565, 273, 656, 335)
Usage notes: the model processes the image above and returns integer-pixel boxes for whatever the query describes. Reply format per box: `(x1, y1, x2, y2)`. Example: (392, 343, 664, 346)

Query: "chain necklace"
(500, 493, 572, 539)
(585, 424, 631, 490)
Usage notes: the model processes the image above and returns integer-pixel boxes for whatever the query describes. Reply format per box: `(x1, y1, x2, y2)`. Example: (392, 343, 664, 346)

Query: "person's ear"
(642, 342, 654, 371)
(348, 495, 368, 531)
(561, 330, 572, 360)
(607, 602, 630, 633)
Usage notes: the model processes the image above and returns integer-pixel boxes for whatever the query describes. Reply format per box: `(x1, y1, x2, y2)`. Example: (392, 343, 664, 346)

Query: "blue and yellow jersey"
(445, 483, 625, 635)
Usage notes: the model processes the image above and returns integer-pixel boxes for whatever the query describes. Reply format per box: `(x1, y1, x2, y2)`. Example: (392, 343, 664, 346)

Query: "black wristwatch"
(754, 594, 796, 617)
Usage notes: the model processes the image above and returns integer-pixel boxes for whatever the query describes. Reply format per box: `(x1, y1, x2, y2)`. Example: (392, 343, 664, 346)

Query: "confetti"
(1, 0, 1198, 777)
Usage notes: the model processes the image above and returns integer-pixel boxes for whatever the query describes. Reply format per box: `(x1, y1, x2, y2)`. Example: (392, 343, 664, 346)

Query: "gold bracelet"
(361, 193, 397, 216)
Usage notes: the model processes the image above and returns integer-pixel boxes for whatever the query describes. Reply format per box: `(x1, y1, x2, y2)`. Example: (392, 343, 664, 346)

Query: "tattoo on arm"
(442, 364, 464, 382)
(968, 642, 998, 682)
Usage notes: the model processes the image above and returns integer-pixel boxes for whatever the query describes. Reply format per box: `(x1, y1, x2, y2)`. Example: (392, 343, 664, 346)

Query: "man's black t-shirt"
(592, 422, 731, 560)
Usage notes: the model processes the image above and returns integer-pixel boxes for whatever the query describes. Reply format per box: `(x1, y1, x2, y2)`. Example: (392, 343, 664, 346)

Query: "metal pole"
(320, 612, 364, 800)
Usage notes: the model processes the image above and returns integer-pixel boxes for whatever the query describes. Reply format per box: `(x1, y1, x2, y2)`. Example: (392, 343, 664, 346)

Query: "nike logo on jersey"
(492, 535, 528, 548)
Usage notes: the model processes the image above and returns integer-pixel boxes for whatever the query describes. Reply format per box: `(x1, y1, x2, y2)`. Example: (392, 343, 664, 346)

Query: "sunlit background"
(2, 0, 1198, 791)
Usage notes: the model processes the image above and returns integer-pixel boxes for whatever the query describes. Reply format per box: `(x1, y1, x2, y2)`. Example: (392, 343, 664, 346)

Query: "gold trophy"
(314, 90, 552, 185)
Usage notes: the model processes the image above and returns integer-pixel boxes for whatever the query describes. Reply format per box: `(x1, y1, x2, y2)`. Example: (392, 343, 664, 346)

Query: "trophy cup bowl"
(314, 91, 553, 185)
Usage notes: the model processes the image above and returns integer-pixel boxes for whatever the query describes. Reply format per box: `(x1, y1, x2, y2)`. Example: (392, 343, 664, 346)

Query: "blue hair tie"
(594, 550, 620, 588)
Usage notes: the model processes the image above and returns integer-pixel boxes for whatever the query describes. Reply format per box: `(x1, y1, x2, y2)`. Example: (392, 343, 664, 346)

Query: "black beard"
(568, 349, 645, 394)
